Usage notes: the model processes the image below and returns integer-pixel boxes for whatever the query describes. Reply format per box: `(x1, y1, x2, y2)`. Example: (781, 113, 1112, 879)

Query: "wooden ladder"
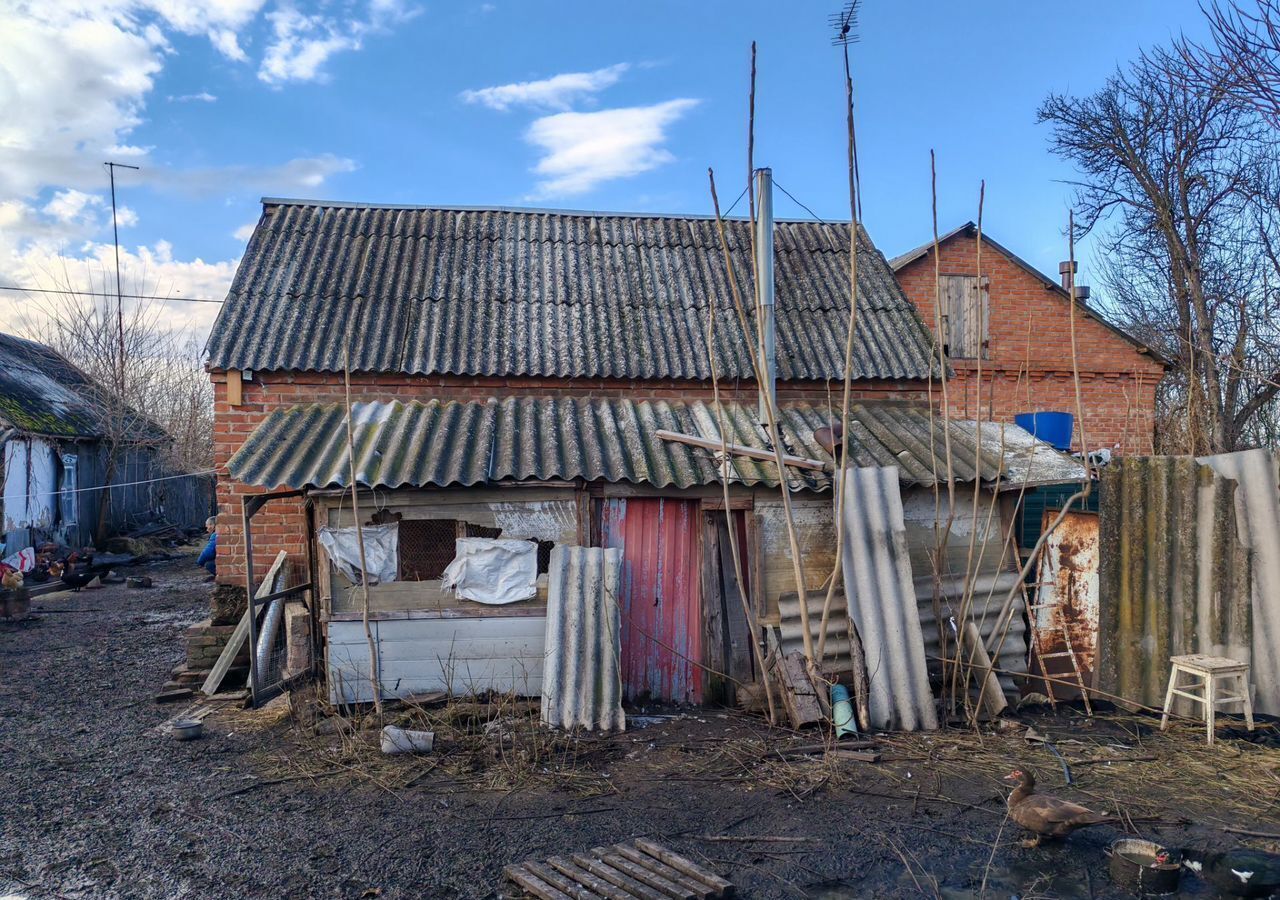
(1026, 544, 1093, 715)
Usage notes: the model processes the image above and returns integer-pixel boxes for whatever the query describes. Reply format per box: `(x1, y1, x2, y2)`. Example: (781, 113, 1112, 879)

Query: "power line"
(4, 468, 218, 504)
(0, 284, 224, 304)
(772, 180, 832, 226)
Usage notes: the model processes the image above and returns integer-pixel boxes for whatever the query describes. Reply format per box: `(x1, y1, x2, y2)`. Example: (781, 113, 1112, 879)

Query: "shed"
(0, 332, 213, 552)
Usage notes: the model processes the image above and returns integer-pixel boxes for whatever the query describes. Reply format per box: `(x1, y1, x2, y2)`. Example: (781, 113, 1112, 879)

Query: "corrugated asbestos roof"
(206, 200, 938, 381)
(0, 332, 113, 438)
(227, 396, 1085, 493)
(541, 546, 625, 731)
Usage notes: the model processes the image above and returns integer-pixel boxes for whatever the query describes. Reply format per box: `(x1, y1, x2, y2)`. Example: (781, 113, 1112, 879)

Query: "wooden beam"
(226, 368, 243, 407)
(201, 550, 287, 697)
(655, 429, 829, 473)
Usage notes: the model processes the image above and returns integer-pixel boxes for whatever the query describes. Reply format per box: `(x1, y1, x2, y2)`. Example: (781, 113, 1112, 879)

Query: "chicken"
(1002, 767, 1115, 848)
(1, 566, 22, 591)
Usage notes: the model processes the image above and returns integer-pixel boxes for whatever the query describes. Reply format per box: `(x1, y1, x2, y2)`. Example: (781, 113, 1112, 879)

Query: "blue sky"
(0, 0, 1211, 340)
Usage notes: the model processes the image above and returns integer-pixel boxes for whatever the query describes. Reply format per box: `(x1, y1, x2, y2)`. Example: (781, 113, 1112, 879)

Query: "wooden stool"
(1159, 654, 1255, 745)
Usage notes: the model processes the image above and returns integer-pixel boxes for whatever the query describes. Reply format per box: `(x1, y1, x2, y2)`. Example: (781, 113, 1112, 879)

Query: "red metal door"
(602, 497, 702, 704)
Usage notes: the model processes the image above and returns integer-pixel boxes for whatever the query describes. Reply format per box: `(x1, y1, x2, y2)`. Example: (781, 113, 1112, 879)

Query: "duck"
(1183, 848, 1280, 897)
(1002, 766, 1115, 847)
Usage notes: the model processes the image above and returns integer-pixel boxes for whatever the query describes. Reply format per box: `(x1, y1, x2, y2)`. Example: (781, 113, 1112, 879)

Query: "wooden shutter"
(938, 275, 989, 358)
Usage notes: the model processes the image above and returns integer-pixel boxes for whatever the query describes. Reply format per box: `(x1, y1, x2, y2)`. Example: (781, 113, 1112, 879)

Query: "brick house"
(203, 199, 1082, 708)
(891, 223, 1167, 456)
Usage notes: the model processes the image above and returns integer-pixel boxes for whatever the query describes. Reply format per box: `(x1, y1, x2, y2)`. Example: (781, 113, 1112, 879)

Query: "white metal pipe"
(754, 167, 776, 424)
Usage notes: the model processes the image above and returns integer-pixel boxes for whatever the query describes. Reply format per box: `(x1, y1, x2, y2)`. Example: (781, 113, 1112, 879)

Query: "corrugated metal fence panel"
(915, 572, 1027, 697)
(542, 546, 625, 731)
(840, 467, 938, 731)
(1033, 511, 1100, 699)
(1097, 457, 1253, 711)
(602, 497, 703, 704)
(1198, 449, 1280, 716)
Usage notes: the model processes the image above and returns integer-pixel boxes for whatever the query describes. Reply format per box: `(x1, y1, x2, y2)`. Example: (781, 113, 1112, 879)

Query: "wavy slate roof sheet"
(227, 396, 1083, 492)
(0, 333, 113, 438)
(206, 201, 938, 381)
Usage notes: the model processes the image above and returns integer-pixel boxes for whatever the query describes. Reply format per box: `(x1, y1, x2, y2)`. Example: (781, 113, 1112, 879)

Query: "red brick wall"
(211, 371, 929, 585)
(894, 233, 1165, 455)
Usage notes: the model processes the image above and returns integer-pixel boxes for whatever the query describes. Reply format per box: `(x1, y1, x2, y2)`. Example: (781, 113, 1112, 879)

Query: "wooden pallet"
(504, 837, 734, 900)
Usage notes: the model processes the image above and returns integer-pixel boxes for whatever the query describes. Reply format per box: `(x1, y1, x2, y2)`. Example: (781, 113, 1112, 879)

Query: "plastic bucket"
(1014, 412, 1074, 451)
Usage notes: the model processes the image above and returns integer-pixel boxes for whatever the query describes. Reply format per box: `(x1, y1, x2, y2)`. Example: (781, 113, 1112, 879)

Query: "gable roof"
(227, 396, 1085, 492)
(890, 222, 1169, 366)
(206, 200, 940, 382)
(0, 333, 110, 438)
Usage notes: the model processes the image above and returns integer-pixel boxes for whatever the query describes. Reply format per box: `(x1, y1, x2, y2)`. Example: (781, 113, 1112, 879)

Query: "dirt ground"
(2, 555, 1279, 899)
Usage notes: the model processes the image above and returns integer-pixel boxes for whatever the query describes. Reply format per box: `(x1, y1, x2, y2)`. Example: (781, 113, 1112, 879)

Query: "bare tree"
(16, 264, 214, 537)
(1039, 46, 1280, 453)
(1182, 1, 1280, 128)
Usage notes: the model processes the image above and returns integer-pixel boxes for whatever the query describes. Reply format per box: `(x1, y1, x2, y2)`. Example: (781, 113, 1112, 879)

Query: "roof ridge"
(261, 196, 858, 226)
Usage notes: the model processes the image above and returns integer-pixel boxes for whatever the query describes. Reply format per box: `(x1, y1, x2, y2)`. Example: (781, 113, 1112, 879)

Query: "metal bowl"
(1107, 838, 1181, 895)
(171, 719, 204, 741)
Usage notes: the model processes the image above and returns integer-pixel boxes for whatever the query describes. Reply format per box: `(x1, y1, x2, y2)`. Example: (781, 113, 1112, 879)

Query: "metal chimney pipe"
(1059, 260, 1076, 291)
(755, 167, 776, 423)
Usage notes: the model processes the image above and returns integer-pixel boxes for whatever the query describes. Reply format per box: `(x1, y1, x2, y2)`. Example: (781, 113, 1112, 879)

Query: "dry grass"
(219, 684, 621, 800)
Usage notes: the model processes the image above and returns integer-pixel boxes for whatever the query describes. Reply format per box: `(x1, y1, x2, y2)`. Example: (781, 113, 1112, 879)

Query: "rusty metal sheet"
(602, 497, 703, 704)
(1032, 511, 1099, 700)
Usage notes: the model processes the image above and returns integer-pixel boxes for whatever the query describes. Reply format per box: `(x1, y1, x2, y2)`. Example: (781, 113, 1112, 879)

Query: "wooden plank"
(202, 550, 287, 696)
(718, 519, 753, 685)
(504, 864, 574, 900)
(962, 620, 1008, 719)
(778, 651, 823, 728)
(523, 863, 603, 900)
(655, 429, 829, 472)
(327, 606, 549, 622)
(632, 840, 734, 897)
(546, 858, 632, 900)
(611, 847, 714, 900)
(226, 368, 242, 406)
(590, 849, 695, 900)
(571, 854, 666, 900)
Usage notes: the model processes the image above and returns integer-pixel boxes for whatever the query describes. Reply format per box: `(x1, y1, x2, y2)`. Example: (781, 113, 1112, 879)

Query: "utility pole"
(105, 161, 139, 394)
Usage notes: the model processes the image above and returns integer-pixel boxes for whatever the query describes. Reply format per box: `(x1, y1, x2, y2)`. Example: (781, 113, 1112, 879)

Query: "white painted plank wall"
(327, 616, 547, 704)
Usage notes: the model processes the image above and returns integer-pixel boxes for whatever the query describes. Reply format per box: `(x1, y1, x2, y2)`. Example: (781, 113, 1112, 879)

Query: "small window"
(399, 519, 458, 581)
(58, 454, 77, 526)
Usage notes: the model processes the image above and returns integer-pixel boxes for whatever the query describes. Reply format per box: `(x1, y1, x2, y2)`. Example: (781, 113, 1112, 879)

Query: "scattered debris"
(127, 575, 153, 589)
(380, 725, 434, 755)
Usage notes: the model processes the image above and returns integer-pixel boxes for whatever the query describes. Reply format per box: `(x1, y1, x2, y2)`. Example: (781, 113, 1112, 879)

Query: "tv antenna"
(829, 1, 860, 46)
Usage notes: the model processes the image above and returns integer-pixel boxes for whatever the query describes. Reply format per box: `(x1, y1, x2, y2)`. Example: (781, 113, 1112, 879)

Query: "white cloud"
(259, 1, 418, 85)
(146, 154, 358, 195)
(525, 99, 698, 197)
(462, 63, 628, 112)
(169, 91, 218, 103)
(43, 190, 103, 223)
(115, 206, 140, 228)
(0, 199, 236, 344)
(233, 222, 258, 241)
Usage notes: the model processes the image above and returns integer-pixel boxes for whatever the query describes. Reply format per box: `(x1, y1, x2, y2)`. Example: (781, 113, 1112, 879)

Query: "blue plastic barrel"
(1014, 411, 1074, 450)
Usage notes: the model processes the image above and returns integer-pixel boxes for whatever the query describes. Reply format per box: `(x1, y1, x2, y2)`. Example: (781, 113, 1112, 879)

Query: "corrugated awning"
(226, 396, 1084, 492)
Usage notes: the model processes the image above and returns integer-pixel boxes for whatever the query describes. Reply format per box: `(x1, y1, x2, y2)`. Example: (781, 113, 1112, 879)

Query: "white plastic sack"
(440, 538, 536, 605)
(2, 548, 35, 573)
(317, 524, 398, 585)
